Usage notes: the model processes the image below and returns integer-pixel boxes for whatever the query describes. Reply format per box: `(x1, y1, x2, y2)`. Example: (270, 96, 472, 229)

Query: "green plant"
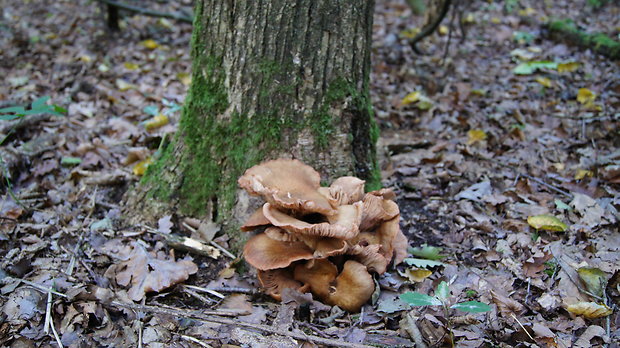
(0, 96, 66, 205)
(0, 96, 66, 122)
(400, 281, 491, 346)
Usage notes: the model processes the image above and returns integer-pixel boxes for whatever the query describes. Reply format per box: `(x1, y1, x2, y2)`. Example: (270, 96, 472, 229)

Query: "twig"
(95, 0, 193, 23)
(510, 314, 535, 342)
(109, 301, 377, 348)
(66, 187, 98, 276)
(44, 287, 53, 334)
(181, 221, 237, 259)
(201, 285, 258, 295)
(8, 277, 68, 298)
(49, 312, 64, 348)
(180, 334, 214, 348)
(409, 0, 452, 55)
(183, 286, 216, 304)
(184, 284, 226, 299)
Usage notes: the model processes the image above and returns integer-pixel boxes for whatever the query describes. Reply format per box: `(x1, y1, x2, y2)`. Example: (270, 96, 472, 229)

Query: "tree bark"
(126, 0, 379, 247)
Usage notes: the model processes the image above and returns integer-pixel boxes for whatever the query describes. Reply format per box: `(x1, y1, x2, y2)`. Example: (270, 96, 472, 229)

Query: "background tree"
(127, 0, 380, 246)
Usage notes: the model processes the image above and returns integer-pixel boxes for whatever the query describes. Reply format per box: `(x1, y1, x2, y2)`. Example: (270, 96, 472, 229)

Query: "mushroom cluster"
(238, 159, 407, 312)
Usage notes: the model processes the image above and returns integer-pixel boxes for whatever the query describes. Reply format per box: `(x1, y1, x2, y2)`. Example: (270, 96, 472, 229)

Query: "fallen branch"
(108, 301, 377, 348)
(96, 0, 193, 23)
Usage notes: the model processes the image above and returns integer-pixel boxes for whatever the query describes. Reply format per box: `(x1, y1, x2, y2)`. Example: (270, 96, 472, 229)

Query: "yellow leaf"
(535, 77, 552, 88)
(527, 215, 568, 232)
(577, 88, 596, 104)
(467, 129, 487, 145)
(124, 62, 140, 70)
(575, 169, 593, 180)
(557, 61, 580, 73)
(400, 27, 421, 39)
(462, 13, 475, 24)
(438, 25, 449, 36)
(416, 96, 434, 110)
(177, 72, 192, 86)
(566, 302, 612, 319)
(115, 79, 136, 91)
(132, 157, 153, 176)
(79, 55, 92, 63)
(402, 268, 433, 283)
(401, 91, 421, 106)
(144, 114, 169, 132)
(491, 17, 501, 24)
(141, 39, 159, 49)
(518, 7, 536, 16)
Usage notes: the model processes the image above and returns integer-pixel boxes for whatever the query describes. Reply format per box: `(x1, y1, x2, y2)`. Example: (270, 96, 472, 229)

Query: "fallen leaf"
(141, 39, 159, 49)
(576, 88, 596, 104)
(467, 129, 487, 145)
(557, 61, 580, 73)
(115, 79, 137, 92)
(577, 267, 607, 298)
(399, 268, 432, 282)
(535, 77, 552, 88)
(513, 61, 557, 75)
(143, 114, 169, 132)
(132, 157, 153, 176)
(527, 215, 568, 232)
(124, 62, 140, 70)
(110, 241, 198, 301)
(566, 302, 612, 319)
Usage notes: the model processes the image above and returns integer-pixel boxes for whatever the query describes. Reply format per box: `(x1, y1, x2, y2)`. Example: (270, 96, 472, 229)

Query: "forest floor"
(0, 0, 618, 347)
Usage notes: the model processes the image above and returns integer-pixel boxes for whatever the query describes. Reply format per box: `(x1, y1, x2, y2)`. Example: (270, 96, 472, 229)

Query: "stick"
(108, 301, 377, 348)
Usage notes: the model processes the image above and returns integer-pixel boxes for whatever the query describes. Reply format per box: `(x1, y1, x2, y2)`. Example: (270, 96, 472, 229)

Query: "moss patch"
(547, 19, 620, 60)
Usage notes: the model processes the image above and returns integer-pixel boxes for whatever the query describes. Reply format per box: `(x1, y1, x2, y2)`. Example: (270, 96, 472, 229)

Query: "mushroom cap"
(368, 188, 397, 201)
(293, 259, 338, 300)
(360, 193, 400, 232)
(346, 242, 389, 274)
(258, 268, 309, 301)
(263, 202, 362, 240)
(325, 260, 375, 312)
(238, 159, 335, 215)
(243, 233, 314, 271)
(297, 235, 348, 258)
(374, 215, 401, 263)
(264, 226, 299, 242)
(320, 176, 366, 206)
(241, 207, 271, 232)
(391, 228, 409, 266)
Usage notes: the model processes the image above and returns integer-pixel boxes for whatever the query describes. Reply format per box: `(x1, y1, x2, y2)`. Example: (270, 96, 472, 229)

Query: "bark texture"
(127, 0, 379, 245)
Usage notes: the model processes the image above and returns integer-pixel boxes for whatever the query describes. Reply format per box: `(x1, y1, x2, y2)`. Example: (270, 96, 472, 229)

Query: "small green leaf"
(61, 157, 82, 166)
(436, 281, 450, 301)
(143, 105, 160, 116)
(52, 105, 67, 115)
(0, 106, 26, 114)
(0, 114, 22, 121)
(404, 258, 445, 269)
(554, 199, 571, 211)
(31, 96, 50, 109)
(451, 301, 492, 313)
(409, 244, 446, 260)
(513, 61, 558, 75)
(400, 292, 442, 306)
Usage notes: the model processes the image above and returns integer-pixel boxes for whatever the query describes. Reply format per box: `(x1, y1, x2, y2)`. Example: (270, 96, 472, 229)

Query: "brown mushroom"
(243, 233, 314, 271)
(296, 235, 348, 258)
(346, 242, 389, 274)
(318, 176, 366, 206)
(238, 159, 335, 215)
(264, 226, 298, 242)
(374, 216, 401, 263)
(241, 207, 271, 232)
(263, 202, 362, 240)
(359, 193, 400, 231)
(293, 259, 338, 300)
(391, 229, 409, 266)
(258, 268, 309, 301)
(325, 260, 375, 312)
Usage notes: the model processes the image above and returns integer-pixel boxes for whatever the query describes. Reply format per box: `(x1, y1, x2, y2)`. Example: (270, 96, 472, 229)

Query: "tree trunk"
(126, 0, 379, 248)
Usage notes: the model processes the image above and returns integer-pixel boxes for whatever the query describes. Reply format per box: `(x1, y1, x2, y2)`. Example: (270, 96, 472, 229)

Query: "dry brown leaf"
(108, 241, 198, 301)
(566, 302, 612, 319)
(490, 290, 525, 318)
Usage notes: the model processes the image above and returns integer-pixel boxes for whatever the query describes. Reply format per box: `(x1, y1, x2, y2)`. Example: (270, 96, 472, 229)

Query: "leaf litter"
(0, 0, 618, 346)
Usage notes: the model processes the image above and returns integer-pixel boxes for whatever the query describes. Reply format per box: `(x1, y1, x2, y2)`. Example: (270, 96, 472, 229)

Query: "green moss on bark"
(547, 19, 620, 59)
